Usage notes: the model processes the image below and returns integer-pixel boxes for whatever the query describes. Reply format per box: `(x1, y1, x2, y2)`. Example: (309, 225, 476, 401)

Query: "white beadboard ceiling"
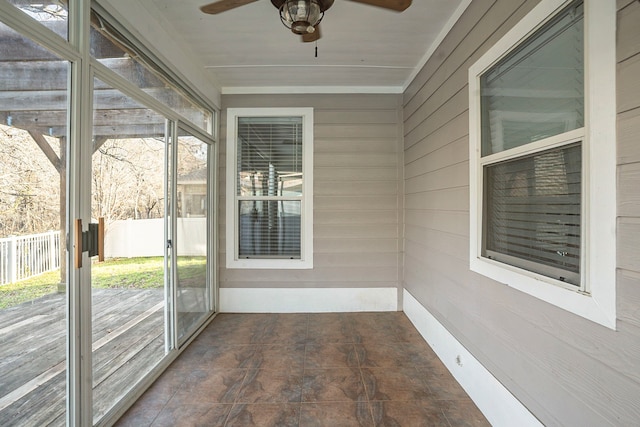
(139, 0, 469, 93)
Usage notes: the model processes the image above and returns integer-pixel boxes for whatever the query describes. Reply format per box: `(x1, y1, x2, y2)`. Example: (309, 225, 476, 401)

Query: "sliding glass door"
(175, 129, 212, 343)
(90, 79, 169, 422)
(0, 3, 216, 425)
(0, 20, 69, 427)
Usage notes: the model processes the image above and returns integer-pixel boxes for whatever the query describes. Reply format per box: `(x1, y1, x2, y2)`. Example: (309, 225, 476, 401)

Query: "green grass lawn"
(0, 256, 206, 310)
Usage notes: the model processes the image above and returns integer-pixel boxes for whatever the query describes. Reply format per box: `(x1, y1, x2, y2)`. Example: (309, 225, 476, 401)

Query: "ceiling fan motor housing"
(273, 0, 334, 34)
(199, 0, 409, 41)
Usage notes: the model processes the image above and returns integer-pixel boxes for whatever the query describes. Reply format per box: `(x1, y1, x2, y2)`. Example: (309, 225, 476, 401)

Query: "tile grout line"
(298, 313, 311, 426)
(350, 315, 376, 426)
(350, 316, 367, 425)
(441, 407, 455, 427)
(222, 318, 260, 427)
(151, 380, 183, 427)
(147, 363, 196, 427)
(362, 344, 377, 425)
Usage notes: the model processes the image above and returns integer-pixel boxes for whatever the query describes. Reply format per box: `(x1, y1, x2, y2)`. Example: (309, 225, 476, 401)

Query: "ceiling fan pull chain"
(315, 42, 318, 58)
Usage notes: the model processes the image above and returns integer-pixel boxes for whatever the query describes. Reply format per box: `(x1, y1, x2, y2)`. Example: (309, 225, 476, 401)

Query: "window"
(226, 108, 313, 269)
(469, 0, 616, 328)
(8, 1, 68, 39)
(91, 9, 213, 133)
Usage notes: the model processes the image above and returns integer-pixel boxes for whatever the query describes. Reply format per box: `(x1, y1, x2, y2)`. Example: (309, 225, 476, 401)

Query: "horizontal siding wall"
(403, 0, 640, 426)
(219, 94, 402, 298)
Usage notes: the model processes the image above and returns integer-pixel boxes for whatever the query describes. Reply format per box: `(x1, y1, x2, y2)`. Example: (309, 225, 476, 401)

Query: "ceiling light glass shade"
(279, 0, 323, 35)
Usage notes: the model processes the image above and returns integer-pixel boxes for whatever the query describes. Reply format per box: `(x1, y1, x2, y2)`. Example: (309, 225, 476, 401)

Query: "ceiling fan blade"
(302, 24, 321, 43)
(345, 0, 411, 12)
(200, 0, 258, 14)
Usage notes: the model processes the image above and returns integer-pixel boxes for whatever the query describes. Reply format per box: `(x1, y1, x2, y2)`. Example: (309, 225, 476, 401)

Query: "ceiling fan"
(200, 0, 412, 42)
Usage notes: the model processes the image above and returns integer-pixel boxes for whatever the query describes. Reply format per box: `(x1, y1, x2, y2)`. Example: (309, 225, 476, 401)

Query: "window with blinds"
(236, 117, 303, 259)
(477, 0, 584, 288)
(469, 0, 617, 326)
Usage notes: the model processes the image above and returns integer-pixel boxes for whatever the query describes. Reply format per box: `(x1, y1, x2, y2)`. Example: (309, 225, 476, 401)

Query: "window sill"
(226, 256, 313, 270)
(470, 256, 615, 329)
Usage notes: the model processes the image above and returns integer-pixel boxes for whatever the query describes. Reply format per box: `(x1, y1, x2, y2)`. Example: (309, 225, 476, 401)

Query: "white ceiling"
(140, 0, 469, 93)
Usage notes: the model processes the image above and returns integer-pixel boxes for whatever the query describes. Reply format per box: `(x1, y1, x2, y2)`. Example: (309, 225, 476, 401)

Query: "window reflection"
(8, 0, 68, 39)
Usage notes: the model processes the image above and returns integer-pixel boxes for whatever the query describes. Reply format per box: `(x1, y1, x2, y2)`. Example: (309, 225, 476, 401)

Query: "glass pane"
(7, 0, 68, 39)
(0, 22, 68, 426)
(90, 10, 212, 132)
(238, 200, 301, 259)
(176, 131, 209, 341)
(480, 1, 583, 156)
(237, 117, 303, 197)
(484, 144, 581, 285)
(91, 79, 167, 423)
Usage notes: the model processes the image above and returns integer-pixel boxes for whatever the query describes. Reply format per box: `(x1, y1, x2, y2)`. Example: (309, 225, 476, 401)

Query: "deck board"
(0, 289, 165, 426)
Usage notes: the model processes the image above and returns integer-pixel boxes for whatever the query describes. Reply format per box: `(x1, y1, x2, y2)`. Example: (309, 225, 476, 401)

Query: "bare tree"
(0, 125, 60, 236)
(91, 137, 166, 224)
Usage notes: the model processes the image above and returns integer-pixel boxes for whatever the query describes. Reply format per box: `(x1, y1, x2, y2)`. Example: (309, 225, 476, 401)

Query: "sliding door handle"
(74, 217, 105, 268)
(74, 219, 83, 269)
(97, 217, 104, 262)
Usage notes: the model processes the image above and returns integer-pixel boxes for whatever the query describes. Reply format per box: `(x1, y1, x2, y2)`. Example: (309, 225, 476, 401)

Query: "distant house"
(177, 168, 207, 218)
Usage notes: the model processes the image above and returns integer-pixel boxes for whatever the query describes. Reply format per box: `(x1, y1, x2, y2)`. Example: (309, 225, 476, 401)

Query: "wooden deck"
(0, 289, 165, 426)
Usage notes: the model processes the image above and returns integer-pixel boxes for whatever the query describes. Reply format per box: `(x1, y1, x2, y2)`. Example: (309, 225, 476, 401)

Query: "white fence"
(0, 218, 205, 285)
(0, 231, 61, 285)
(104, 218, 206, 258)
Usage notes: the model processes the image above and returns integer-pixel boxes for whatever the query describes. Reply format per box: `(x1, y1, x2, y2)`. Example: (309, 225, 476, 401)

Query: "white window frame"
(226, 107, 314, 269)
(468, 0, 616, 329)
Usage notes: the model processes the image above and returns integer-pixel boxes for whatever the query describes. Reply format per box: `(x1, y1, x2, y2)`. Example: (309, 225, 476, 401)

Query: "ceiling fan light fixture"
(279, 0, 323, 35)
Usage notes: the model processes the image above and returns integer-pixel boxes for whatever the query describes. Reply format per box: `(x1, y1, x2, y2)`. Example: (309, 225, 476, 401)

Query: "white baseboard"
(403, 289, 542, 427)
(219, 287, 398, 313)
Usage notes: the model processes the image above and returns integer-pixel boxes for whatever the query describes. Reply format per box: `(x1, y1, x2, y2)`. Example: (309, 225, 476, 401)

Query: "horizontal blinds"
(236, 116, 303, 259)
(480, 0, 584, 156)
(237, 117, 303, 197)
(484, 144, 581, 284)
(238, 200, 301, 259)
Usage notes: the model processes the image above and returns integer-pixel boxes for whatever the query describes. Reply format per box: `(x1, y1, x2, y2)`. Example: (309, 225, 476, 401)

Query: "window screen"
(236, 117, 303, 259)
(483, 144, 581, 285)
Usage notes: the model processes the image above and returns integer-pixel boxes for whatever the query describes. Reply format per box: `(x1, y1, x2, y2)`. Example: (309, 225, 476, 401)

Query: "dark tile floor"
(115, 312, 490, 427)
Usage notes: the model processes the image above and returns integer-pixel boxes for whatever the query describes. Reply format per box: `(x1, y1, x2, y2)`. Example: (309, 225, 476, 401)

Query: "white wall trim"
(221, 86, 403, 95)
(402, 0, 473, 91)
(403, 289, 543, 427)
(220, 287, 398, 313)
